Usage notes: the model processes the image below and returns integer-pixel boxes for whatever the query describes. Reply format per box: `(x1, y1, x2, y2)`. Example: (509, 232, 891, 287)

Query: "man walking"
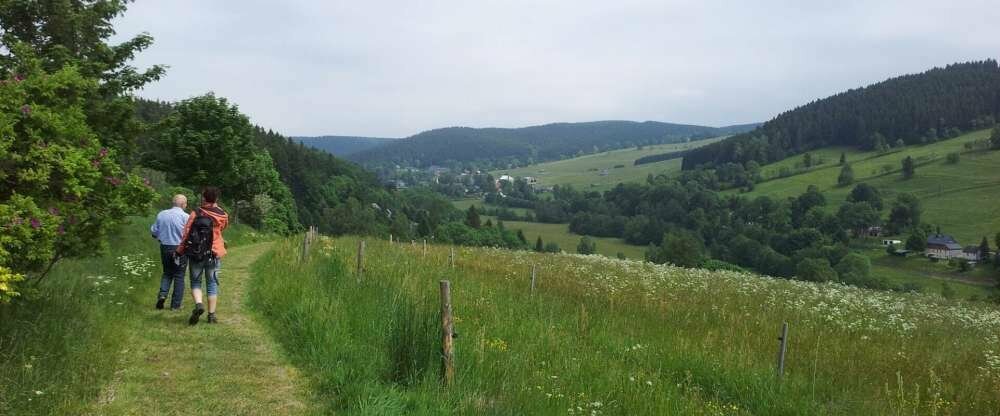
(177, 187, 229, 325)
(151, 194, 190, 310)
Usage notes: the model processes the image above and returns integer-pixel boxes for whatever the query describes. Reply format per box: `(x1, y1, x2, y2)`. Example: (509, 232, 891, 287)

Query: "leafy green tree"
(149, 94, 299, 233)
(837, 202, 880, 237)
(901, 156, 915, 179)
(465, 205, 481, 229)
(0, 0, 166, 165)
(647, 232, 705, 268)
(946, 152, 960, 164)
(839, 152, 847, 165)
(796, 258, 837, 282)
(0, 52, 155, 296)
(576, 236, 597, 255)
(991, 126, 1000, 149)
(835, 253, 872, 283)
(535, 236, 544, 252)
(516, 229, 527, 245)
(887, 193, 921, 234)
(980, 237, 991, 263)
(543, 242, 561, 253)
(837, 163, 854, 186)
(847, 183, 883, 211)
(906, 227, 928, 252)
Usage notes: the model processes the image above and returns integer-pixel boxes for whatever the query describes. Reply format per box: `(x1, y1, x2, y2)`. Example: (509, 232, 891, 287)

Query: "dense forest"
(350, 120, 758, 170)
(293, 135, 397, 157)
(683, 61, 1000, 170)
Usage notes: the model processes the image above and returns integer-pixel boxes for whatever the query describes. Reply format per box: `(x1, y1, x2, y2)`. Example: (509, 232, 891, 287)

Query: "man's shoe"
(155, 298, 165, 310)
(207, 313, 217, 324)
(189, 303, 205, 325)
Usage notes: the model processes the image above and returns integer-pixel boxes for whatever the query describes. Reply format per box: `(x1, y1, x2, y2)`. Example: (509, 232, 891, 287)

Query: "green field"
(485, 217, 646, 260)
(249, 235, 1000, 414)
(741, 129, 999, 244)
(494, 137, 726, 191)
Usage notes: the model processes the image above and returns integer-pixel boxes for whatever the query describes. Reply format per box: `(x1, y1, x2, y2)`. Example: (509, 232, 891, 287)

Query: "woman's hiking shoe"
(155, 298, 165, 310)
(189, 303, 205, 325)
(207, 313, 217, 324)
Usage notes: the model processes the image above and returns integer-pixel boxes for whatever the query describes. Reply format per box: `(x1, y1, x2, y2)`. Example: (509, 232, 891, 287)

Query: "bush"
(946, 152, 960, 164)
(543, 242, 561, 253)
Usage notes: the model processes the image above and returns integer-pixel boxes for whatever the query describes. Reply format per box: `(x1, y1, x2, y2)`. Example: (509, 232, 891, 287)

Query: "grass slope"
(0, 217, 291, 415)
(252, 236, 1000, 414)
(493, 136, 725, 191)
(487, 217, 645, 260)
(741, 129, 998, 244)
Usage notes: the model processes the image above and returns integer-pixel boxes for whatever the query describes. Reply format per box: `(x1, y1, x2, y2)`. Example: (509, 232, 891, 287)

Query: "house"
(926, 234, 963, 260)
(959, 246, 982, 263)
(866, 226, 883, 237)
(524, 176, 538, 184)
(881, 239, 902, 246)
(598, 169, 609, 177)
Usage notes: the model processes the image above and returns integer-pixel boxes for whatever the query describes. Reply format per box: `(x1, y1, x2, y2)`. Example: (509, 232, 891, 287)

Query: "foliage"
(0, 54, 156, 292)
(901, 156, 916, 179)
(887, 193, 921, 235)
(846, 183, 883, 211)
(683, 60, 1000, 170)
(145, 94, 299, 233)
(837, 163, 854, 186)
(646, 231, 705, 268)
(906, 227, 928, 252)
(945, 152, 960, 164)
(0, 0, 166, 165)
(796, 257, 837, 282)
(576, 236, 597, 255)
(465, 205, 481, 229)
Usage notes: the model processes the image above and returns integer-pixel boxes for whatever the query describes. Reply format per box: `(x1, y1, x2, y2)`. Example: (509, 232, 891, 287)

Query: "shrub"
(946, 152, 960, 164)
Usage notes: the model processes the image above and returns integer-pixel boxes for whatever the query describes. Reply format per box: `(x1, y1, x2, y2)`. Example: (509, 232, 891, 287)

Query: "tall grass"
(251, 236, 1000, 414)
(0, 217, 267, 415)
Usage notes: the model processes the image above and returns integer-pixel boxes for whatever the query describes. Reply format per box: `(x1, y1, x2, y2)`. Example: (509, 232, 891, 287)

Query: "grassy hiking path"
(88, 242, 322, 415)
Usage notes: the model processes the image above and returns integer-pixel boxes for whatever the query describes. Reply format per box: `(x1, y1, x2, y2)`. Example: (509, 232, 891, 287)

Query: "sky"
(112, 0, 1000, 138)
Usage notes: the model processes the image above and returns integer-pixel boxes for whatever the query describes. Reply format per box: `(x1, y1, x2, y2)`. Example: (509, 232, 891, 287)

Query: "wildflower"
(57, 225, 65, 235)
(21, 105, 31, 115)
(34, 390, 43, 395)
(14, 74, 24, 82)
(30, 218, 40, 229)
(645, 381, 653, 386)
(48, 207, 59, 216)
(98, 147, 109, 158)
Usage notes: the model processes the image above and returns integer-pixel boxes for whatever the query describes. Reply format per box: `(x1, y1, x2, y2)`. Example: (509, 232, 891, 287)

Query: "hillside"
(250, 235, 1000, 414)
(683, 60, 1000, 170)
(350, 120, 758, 169)
(739, 128, 998, 244)
(293, 135, 397, 157)
(493, 136, 725, 191)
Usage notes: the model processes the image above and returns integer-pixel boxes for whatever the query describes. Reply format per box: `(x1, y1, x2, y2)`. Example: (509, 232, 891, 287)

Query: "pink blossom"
(14, 74, 24, 82)
(143, 177, 151, 186)
(91, 159, 101, 168)
(30, 218, 40, 229)
(98, 147, 109, 158)
(106, 177, 122, 186)
(21, 105, 30, 115)
(57, 225, 65, 235)
(48, 207, 60, 216)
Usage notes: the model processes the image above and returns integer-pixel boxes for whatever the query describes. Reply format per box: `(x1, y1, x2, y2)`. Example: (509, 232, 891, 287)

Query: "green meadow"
(250, 235, 1000, 414)
(493, 137, 725, 191)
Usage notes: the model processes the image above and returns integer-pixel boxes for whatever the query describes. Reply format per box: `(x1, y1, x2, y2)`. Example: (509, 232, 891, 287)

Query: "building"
(881, 239, 902, 246)
(959, 246, 983, 262)
(925, 234, 963, 260)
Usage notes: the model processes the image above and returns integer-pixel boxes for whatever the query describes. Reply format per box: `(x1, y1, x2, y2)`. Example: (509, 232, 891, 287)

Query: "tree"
(516, 229, 527, 245)
(835, 253, 872, 284)
(535, 236, 544, 252)
(847, 183, 883, 211)
(887, 193, 921, 234)
(837, 202, 880, 237)
(991, 126, 1000, 149)
(0, 51, 156, 297)
(980, 237, 991, 263)
(576, 236, 597, 255)
(837, 163, 854, 186)
(149, 94, 299, 233)
(0, 0, 166, 165)
(901, 156, 915, 179)
(803, 152, 814, 168)
(465, 205, 481, 229)
(946, 152, 960, 164)
(647, 232, 705, 268)
(484, 219, 493, 228)
(543, 242, 561, 253)
(906, 227, 928, 252)
(940, 282, 956, 299)
(839, 152, 847, 166)
(796, 258, 837, 282)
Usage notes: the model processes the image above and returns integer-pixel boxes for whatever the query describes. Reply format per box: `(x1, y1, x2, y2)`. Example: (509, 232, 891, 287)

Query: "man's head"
(201, 187, 220, 205)
(172, 194, 188, 209)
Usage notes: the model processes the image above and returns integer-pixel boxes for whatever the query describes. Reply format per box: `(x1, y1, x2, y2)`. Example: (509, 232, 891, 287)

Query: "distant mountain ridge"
(683, 60, 1000, 170)
(293, 136, 398, 157)
(340, 120, 759, 169)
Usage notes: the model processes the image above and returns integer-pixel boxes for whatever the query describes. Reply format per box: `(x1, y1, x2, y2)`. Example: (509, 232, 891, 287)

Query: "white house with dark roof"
(925, 234, 964, 260)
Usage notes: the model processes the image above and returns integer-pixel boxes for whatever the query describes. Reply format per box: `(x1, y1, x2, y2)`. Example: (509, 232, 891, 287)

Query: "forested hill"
(293, 135, 398, 157)
(682, 60, 1000, 170)
(349, 120, 758, 169)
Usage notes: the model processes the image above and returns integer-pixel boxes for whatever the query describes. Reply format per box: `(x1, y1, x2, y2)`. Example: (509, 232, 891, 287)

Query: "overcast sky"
(112, 0, 1000, 138)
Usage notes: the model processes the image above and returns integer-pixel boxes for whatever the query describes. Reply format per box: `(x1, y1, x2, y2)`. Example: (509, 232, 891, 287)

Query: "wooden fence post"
(389, 234, 393, 244)
(530, 265, 537, 294)
(423, 239, 427, 257)
(301, 229, 309, 261)
(440, 280, 455, 386)
(356, 240, 366, 282)
(449, 247, 455, 268)
(776, 322, 788, 381)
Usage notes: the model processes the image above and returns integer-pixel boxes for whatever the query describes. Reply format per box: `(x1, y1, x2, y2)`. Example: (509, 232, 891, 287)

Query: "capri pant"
(189, 257, 220, 296)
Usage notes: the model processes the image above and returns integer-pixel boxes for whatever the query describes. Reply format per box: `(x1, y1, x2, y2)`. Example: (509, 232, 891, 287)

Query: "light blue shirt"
(151, 207, 190, 246)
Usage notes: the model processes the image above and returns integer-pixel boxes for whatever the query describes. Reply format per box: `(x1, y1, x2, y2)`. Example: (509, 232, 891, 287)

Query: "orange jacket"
(176, 204, 229, 259)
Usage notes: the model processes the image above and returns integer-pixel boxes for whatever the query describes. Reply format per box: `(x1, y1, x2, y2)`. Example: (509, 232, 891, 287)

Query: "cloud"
(112, 0, 1000, 137)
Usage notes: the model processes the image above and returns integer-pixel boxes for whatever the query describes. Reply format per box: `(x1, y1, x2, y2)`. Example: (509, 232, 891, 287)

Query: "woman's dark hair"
(201, 186, 220, 203)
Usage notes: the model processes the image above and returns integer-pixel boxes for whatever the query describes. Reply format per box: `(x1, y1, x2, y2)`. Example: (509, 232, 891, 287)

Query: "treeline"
(352, 120, 757, 171)
(683, 61, 1000, 170)
(633, 149, 688, 166)
(500, 176, 939, 290)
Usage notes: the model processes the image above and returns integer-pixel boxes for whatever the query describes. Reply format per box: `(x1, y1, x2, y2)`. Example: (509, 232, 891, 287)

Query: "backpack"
(184, 209, 215, 262)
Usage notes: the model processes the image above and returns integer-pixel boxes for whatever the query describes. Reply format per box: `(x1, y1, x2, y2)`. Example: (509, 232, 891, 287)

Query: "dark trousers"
(158, 244, 188, 309)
